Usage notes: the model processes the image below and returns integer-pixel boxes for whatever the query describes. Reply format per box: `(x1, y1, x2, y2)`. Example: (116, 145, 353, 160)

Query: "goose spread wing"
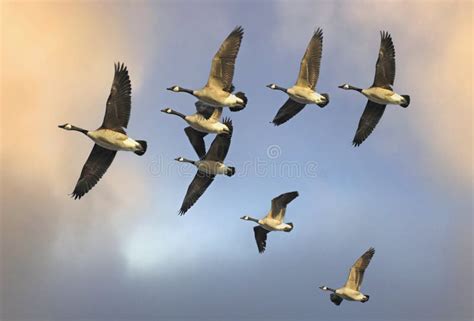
(296, 28, 323, 89)
(373, 31, 396, 88)
(103, 62, 132, 129)
(272, 99, 306, 126)
(204, 118, 233, 162)
(71, 144, 117, 199)
(184, 126, 208, 160)
(253, 226, 269, 253)
(195, 101, 216, 119)
(353, 101, 386, 147)
(270, 191, 299, 220)
(206, 26, 244, 91)
(344, 247, 375, 291)
(179, 171, 215, 215)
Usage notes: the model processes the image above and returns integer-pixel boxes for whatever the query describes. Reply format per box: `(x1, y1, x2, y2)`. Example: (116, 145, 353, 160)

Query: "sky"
(1, 1, 472, 321)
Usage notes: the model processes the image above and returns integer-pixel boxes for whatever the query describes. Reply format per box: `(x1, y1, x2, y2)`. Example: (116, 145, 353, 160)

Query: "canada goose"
(319, 247, 375, 305)
(167, 26, 247, 110)
(240, 191, 299, 253)
(161, 102, 230, 159)
(339, 31, 410, 146)
(175, 118, 234, 215)
(59, 63, 147, 199)
(268, 28, 329, 126)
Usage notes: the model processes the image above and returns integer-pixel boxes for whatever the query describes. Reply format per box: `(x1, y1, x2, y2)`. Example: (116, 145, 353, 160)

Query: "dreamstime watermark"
(148, 144, 318, 178)
(266, 144, 282, 159)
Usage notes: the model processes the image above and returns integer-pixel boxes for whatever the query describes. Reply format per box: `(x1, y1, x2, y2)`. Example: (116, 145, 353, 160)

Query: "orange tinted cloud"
(1, 2, 156, 266)
(343, 2, 473, 184)
(1, 2, 155, 191)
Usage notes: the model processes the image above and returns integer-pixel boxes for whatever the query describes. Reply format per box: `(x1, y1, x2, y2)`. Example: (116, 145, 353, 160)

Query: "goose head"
(167, 85, 181, 92)
(58, 123, 88, 135)
(319, 286, 336, 293)
(240, 215, 250, 220)
(338, 83, 363, 92)
(174, 156, 195, 164)
(58, 123, 73, 130)
(161, 108, 186, 119)
(266, 83, 288, 93)
(161, 108, 173, 114)
(338, 83, 351, 90)
(266, 83, 278, 90)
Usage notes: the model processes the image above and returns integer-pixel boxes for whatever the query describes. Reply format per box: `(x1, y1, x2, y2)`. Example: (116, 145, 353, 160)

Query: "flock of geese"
(59, 26, 410, 305)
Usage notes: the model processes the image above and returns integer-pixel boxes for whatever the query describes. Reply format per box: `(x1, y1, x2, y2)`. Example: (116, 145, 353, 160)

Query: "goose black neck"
(325, 287, 336, 293)
(180, 87, 195, 95)
(248, 217, 260, 223)
(71, 125, 89, 135)
(349, 85, 363, 92)
(183, 158, 196, 165)
(169, 109, 186, 119)
(275, 85, 288, 93)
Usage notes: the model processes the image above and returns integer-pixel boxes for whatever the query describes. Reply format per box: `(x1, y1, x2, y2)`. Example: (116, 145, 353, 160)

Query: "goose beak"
(337, 84, 346, 89)
(160, 108, 168, 113)
(265, 84, 273, 88)
(166, 86, 174, 91)
(58, 124, 67, 129)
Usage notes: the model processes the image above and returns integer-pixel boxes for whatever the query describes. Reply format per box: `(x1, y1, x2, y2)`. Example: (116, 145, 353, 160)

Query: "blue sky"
(1, 1, 472, 321)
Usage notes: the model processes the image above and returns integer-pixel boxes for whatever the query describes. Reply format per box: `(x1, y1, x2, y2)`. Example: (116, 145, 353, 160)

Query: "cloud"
(1, 2, 472, 320)
(1, 2, 157, 317)
(273, 1, 473, 187)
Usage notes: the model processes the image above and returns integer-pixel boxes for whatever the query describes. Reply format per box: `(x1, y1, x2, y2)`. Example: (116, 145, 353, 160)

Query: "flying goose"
(167, 26, 247, 110)
(161, 102, 230, 159)
(319, 247, 375, 305)
(268, 28, 329, 126)
(175, 118, 235, 215)
(339, 31, 410, 146)
(59, 62, 147, 199)
(240, 191, 299, 253)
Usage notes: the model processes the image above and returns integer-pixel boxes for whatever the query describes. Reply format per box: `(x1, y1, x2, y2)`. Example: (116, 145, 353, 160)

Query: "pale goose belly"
(287, 87, 324, 104)
(186, 116, 228, 134)
(336, 288, 365, 301)
(196, 88, 243, 107)
(196, 161, 229, 175)
(87, 130, 141, 152)
(363, 88, 404, 105)
(259, 217, 290, 232)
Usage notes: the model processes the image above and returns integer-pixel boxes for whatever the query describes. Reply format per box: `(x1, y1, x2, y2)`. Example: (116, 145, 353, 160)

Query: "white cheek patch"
(173, 87, 179, 92)
(271, 84, 276, 89)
